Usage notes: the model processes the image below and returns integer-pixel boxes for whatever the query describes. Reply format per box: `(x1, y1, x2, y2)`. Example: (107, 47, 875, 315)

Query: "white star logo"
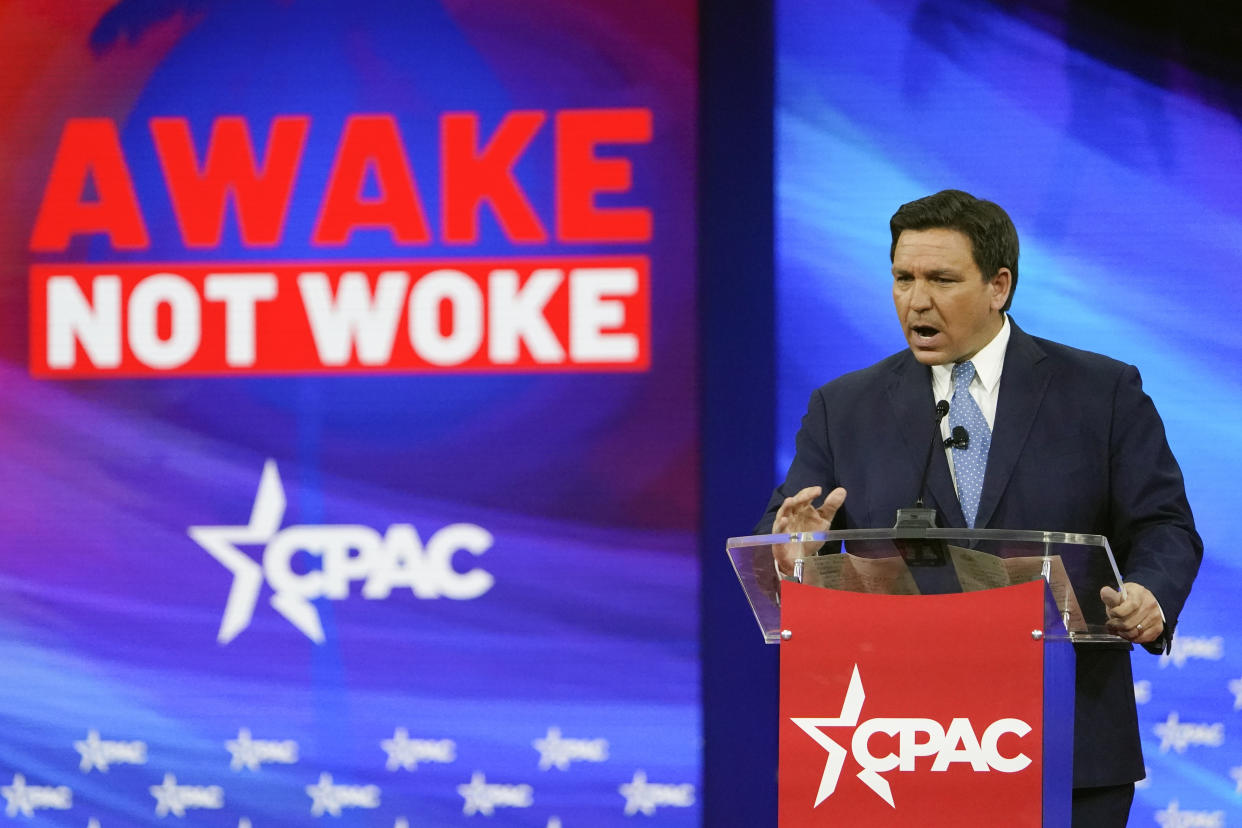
(617, 770, 696, 815)
(306, 772, 341, 817)
(74, 730, 146, 773)
(189, 460, 323, 643)
(382, 728, 418, 771)
(457, 772, 494, 816)
(149, 774, 185, 817)
(227, 728, 262, 771)
(1, 773, 72, 817)
(533, 726, 608, 771)
(618, 770, 658, 816)
(790, 664, 894, 807)
(1228, 677, 1242, 711)
(75, 730, 116, 773)
(226, 727, 298, 771)
(380, 728, 455, 771)
(534, 726, 572, 771)
(303, 773, 379, 815)
(2, 774, 33, 818)
(75, 730, 109, 772)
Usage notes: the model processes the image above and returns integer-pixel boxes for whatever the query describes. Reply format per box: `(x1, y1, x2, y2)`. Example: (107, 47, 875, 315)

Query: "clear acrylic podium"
(727, 528, 1126, 828)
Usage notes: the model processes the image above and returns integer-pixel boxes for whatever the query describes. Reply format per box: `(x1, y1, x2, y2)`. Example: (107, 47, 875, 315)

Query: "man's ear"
(989, 268, 1012, 311)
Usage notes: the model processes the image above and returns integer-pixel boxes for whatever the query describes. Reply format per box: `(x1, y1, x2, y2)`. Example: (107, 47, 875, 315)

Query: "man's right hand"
(772, 485, 847, 577)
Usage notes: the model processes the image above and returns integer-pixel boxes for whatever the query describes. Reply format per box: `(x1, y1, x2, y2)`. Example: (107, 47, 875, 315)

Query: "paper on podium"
(798, 545, 1086, 631)
(797, 552, 921, 595)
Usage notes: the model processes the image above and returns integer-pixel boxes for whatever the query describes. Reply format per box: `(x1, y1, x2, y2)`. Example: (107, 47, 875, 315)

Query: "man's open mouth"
(912, 325, 940, 338)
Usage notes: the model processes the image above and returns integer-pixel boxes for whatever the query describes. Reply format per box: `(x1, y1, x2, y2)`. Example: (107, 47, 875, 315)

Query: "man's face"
(891, 228, 1011, 365)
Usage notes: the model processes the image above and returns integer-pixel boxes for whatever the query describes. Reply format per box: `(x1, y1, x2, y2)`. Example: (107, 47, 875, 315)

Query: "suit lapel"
(886, 353, 965, 527)
(974, 322, 1052, 529)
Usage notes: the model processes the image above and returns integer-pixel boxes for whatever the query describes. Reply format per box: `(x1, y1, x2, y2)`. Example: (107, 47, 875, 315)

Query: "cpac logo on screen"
(189, 460, 493, 644)
(792, 665, 1032, 808)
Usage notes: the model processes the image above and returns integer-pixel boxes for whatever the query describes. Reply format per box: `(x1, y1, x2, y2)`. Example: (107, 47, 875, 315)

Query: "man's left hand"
(1100, 581, 1164, 644)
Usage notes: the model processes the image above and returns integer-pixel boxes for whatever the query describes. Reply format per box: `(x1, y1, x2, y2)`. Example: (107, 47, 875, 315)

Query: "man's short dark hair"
(889, 189, 1019, 312)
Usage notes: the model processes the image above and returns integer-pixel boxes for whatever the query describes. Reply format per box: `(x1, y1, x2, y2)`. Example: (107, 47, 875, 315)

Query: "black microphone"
(894, 400, 950, 529)
(944, 426, 969, 450)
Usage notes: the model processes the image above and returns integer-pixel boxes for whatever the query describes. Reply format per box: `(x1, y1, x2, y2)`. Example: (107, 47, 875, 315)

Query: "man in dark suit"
(757, 190, 1201, 827)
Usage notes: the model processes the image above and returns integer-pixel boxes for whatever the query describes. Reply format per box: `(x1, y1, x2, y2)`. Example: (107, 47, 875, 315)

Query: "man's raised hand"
(772, 486, 847, 577)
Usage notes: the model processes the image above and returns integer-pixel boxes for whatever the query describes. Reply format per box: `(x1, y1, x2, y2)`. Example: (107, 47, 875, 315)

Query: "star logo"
(618, 770, 696, 815)
(306, 773, 342, 817)
(456, 772, 533, 816)
(74, 729, 147, 772)
(1153, 712, 1225, 753)
(533, 726, 608, 771)
(1228, 677, 1242, 711)
(226, 728, 299, 771)
(2, 774, 72, 817)
(189, 460, 309, 643)
(1155, 800, 1226, 828)
(787, 664, 1034, 809)
(149, 773, 223, 817)
(190, 460, 495, 644)
(381, 728, 455, 771)
(789, 664, 894, 806)
(305, 772, 380, 816)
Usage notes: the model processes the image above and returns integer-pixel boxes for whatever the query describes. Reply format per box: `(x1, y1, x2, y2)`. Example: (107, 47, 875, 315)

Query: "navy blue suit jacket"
(758, 320, 1202, 787)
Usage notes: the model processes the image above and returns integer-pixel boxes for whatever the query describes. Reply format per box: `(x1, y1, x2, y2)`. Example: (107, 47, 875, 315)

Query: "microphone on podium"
(894, 399, 949, 530)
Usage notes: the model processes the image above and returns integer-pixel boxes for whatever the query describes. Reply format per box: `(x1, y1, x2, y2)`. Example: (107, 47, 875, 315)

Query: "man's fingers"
(1135, 618, 1165, 644)
(1099, 585, 1123, 608)
(787, 486, 823, 509)
(1102, 583, 1163, 642)
(816, 487, 847, 520)
(1108, 616, 1164, 643)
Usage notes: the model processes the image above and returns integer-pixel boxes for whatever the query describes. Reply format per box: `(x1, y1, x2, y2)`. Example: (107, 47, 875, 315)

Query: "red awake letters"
(29, 110, 653, 376)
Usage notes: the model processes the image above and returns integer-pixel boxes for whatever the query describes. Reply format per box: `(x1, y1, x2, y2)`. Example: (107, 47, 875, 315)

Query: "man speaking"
(757, 190, 1201, 826)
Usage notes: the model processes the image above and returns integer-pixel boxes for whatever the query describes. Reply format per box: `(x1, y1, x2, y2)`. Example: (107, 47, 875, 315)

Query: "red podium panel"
(779, 579, 1064, 827)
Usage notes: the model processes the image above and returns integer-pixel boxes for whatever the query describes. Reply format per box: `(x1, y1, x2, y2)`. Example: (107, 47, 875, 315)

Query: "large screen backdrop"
(2, 1, 699, 824)
(778, 1, 1239, 823)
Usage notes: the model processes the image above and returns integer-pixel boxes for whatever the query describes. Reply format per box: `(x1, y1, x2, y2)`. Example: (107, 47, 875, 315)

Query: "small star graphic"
(619, 771, 656, 816)
(75, 730, 108, 772)
(534, 727, 570, 771)
(382, 728, 418, 771)
(306, 772, 341, 817)
(458, 772, 493, 816)
(150, 773, 185, 817)
(227, 728, 260, 771)
(2, 774, 33, 818)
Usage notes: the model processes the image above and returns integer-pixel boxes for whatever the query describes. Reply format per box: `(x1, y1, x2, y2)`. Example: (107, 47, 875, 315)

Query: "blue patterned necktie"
(949, 360, 992, 528)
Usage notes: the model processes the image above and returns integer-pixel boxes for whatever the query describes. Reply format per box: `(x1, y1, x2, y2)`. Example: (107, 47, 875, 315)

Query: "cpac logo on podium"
(190, 460, 494, 643)
(791, 665, 1032, 808)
